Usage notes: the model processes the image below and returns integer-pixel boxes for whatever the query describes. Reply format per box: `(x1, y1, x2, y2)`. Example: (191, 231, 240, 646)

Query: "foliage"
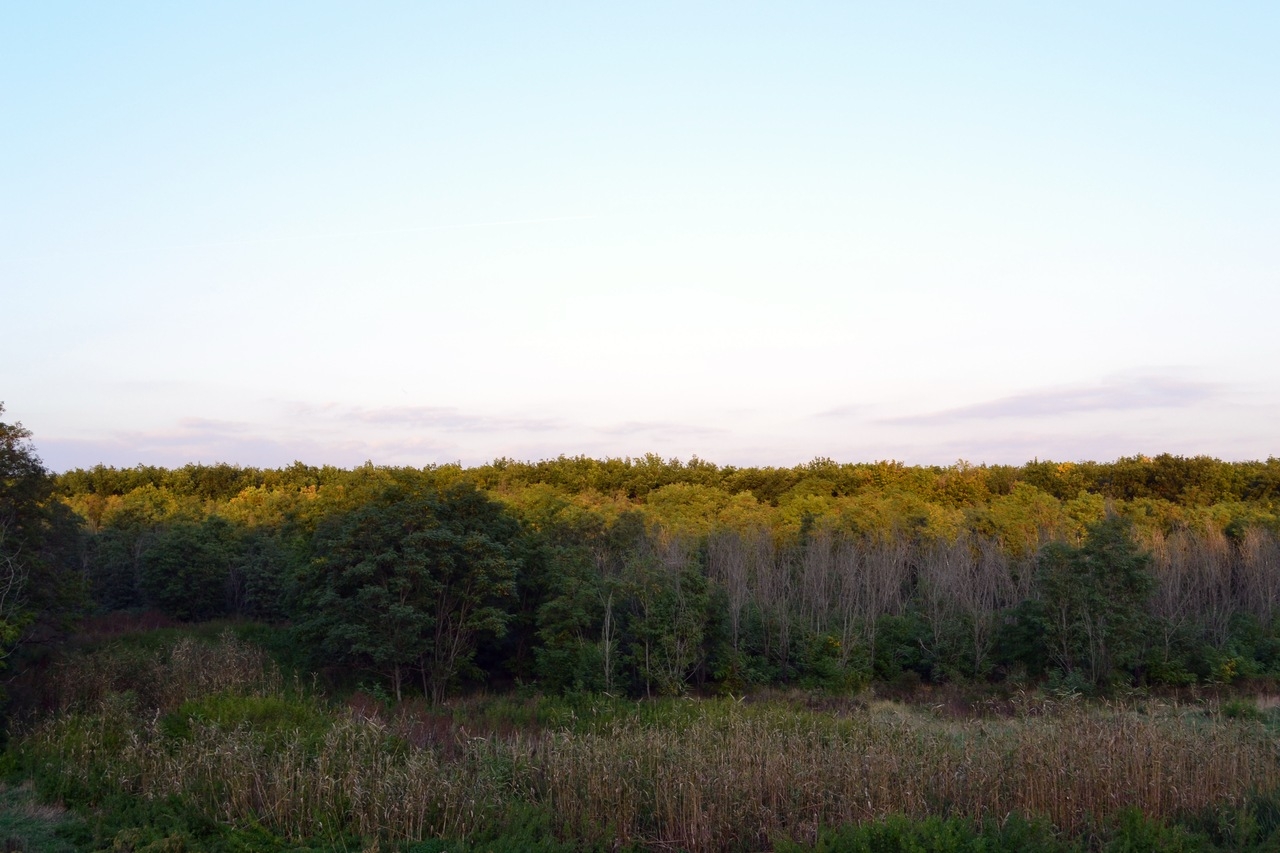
(620, 531, 710, 696)
(1036, 516, 1155, 687)
(0, 405, 87, 693)
(533, 537, 612, 694)
(36, 449, 1280, 698)
(139, 516, 243, 622)
(295, 482, 520, 701)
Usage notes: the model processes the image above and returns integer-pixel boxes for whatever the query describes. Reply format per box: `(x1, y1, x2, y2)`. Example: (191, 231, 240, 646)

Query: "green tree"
(0, 408, 45, 663)
(234, 528, 297, 620)
(296, 483, 519, 702)
(534, 543, 612, 693)
(0, 405, 86, 673)
(622, 532, 709, 697)
(139, 516, 243, 622)
(1037, 515, 1154, 687)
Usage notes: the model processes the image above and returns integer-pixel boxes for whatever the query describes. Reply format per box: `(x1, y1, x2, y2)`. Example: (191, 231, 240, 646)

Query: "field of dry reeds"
(15, 632, 1280, 851)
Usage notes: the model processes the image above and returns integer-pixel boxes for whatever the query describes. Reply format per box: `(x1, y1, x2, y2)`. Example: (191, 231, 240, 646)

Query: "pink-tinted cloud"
(883, 376, 1221, 426)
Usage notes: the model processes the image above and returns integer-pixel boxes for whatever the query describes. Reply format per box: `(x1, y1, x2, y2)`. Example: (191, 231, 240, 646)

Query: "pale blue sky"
(4, 3, 1277, 471)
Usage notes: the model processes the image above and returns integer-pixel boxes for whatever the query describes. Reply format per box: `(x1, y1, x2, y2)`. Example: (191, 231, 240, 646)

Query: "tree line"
(52, 453, 1280, 510)
(5, 411, 1280, 701)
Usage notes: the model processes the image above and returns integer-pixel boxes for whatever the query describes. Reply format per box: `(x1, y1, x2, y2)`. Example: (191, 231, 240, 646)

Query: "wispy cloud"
(174, 417, 254, 434)
(883, 376, 1221, 426)
(597, 420, 729, 439)
(38, 408, 733, 471)
(287, 403, 565, 433)
(815, 404, 865, 420)
(39, 417, 459, 471)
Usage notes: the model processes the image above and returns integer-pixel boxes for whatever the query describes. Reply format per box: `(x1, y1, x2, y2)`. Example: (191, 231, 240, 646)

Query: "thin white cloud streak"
(596, 421, 730, 439)
(39, 419, 461, 471)
(877, 376, 1222, 426)
(33, 400, 745, 472)
(286, 403, 567, 434)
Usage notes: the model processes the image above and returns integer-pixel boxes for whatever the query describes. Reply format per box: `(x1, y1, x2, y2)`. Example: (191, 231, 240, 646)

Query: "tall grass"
(36, 629, 281, 714)
(16, 634, 1280, 851)
(533, 699, 1280, 849)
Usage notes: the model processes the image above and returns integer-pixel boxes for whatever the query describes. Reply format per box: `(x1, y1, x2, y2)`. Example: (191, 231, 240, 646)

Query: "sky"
(3, 3, 1278, 472)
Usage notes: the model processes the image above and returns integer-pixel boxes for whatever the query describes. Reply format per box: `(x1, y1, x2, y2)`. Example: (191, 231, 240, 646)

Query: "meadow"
(7, 626, 1280, 852)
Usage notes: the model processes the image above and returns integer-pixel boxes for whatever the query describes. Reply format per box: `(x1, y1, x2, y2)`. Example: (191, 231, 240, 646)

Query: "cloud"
(286, 402, 566, 434)
(597, 420, 729, 439)
(883, 376, 1221, 426)
(42, 404, 728, 471)
(39, 419, 372, 471)
(815, 404, 866, 420)
(174, 417, 254, 434)
(39, 431, 464, 472)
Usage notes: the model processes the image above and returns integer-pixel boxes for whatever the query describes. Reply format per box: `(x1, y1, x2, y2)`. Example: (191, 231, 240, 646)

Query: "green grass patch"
(160, 692, 333, 749)
(0, 781, 79, 852)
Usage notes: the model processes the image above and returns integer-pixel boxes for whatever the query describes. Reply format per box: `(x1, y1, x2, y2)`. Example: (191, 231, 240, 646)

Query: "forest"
(5, 404, 1280, 850)
(34, 451, 1280, 697)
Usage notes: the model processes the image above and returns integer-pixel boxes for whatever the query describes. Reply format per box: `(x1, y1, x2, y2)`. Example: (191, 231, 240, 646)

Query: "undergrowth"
(10, 628, 1280, 851)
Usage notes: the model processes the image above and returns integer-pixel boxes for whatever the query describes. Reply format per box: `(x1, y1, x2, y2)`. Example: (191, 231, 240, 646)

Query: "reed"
(530, 699, 1280, 849)
(38, 629, 280, 714)
(19, 637, 1280, 851)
